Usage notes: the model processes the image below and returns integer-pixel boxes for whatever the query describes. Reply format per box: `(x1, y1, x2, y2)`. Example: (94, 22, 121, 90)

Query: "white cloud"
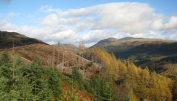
(151, 16, 177, 30)
(42, 26, 76, 43)
(64, 2, 155, 33)
(81, 30, 115, 43)
(41, 14, 59, 26)
(41, 13, 80, 26)
(0, 21, 18, 31)
(164, 16, 177, 29)
(40, 2, 159, 33)
(0, 21, 77, 44)
(93, 3, 154, 33)
(151, 19, 164, 30)
(74, 17, 95, 31)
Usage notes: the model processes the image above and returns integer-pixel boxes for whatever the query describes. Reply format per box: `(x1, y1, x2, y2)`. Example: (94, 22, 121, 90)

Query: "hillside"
(0, 31, 101, 100)
(92, 37, 177, 75)
(0, 43, 99, 79)
(0, 31, 47, 49)
(0, 50, 95, 101)
(53, 43, 80, 54)
(0, 31, 99, 78)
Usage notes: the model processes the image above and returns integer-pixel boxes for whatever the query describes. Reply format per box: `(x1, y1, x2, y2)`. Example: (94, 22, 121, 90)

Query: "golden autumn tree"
(91, 47, 120, 80)
(90, 47, 173, 101)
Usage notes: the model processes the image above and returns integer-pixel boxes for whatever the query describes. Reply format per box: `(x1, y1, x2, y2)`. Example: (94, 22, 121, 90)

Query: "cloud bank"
(0, 2, 177, 46)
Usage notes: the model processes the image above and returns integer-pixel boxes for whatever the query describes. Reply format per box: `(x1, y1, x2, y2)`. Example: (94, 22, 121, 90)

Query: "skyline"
(0, 0, 177, 46)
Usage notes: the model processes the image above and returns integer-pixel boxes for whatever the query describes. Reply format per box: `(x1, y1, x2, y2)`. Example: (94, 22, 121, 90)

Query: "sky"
(0, 0, 177, 46)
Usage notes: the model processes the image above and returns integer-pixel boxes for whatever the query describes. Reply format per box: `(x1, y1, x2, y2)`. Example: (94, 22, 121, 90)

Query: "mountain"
(95, 37, 118, 46)
(92, 37, 177, 75)
(119, 36, 135, 40)
(53, 43, 80, 54)
(93, 37, 175, 47)
(0, 31, 47, 49)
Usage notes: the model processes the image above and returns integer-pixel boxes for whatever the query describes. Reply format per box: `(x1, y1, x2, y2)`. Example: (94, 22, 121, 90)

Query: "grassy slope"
(92, 37, 177, 76)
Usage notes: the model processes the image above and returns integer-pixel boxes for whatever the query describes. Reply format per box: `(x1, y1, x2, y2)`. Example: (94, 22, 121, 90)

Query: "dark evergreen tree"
(15, 57, 33, 101)
(23, 59, 53, 101)
(71, 67, 84, 89)
(0, 52, 33, 101)
(172, 78, 177, 101)
(88, 75, 117, 101)
(0, 51, 14, 100)
(0, 51, 12, 66)
(0, 51, 12, 79)
(48, 67, 63, 100)
(0, 52, 64, 100)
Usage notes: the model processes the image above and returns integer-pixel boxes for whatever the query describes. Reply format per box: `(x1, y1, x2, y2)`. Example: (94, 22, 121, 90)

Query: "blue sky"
(0, 0, 177, 46)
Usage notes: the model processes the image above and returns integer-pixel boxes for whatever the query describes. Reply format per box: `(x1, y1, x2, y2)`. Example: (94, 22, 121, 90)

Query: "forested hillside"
(92, 37, 177, 77)
(90, 47, 176, 101)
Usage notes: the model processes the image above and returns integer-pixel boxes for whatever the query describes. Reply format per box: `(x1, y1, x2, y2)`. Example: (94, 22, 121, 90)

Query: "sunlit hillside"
(92, 37, 177, 77)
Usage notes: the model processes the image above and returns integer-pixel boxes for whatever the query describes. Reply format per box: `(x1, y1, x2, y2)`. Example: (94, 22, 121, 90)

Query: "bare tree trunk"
(12, 40, 15, 88)
(52, 47, 55, 68)
(62, 53, 64, 72)
(57, 50, 59, 69)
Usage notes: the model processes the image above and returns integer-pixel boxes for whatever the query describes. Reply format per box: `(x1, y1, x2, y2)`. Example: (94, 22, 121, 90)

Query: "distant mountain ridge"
(93, 37, 148, 47)
(53, 43, 80, 53)
(91, 37, 177, 75)
(119, 37, 135, 40)
(0, 31, 47, 49)
(95, 37, 118, 46)
(93, 37, 175, 47)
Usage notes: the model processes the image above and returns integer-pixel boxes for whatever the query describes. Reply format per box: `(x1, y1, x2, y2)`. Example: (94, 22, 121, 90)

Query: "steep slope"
(0, 31, 100, 100)
(2, 43, 100, 79)
(92, 37, 177, 75)
(0, 31, 47, 49)
(0, 31, 99, 78)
